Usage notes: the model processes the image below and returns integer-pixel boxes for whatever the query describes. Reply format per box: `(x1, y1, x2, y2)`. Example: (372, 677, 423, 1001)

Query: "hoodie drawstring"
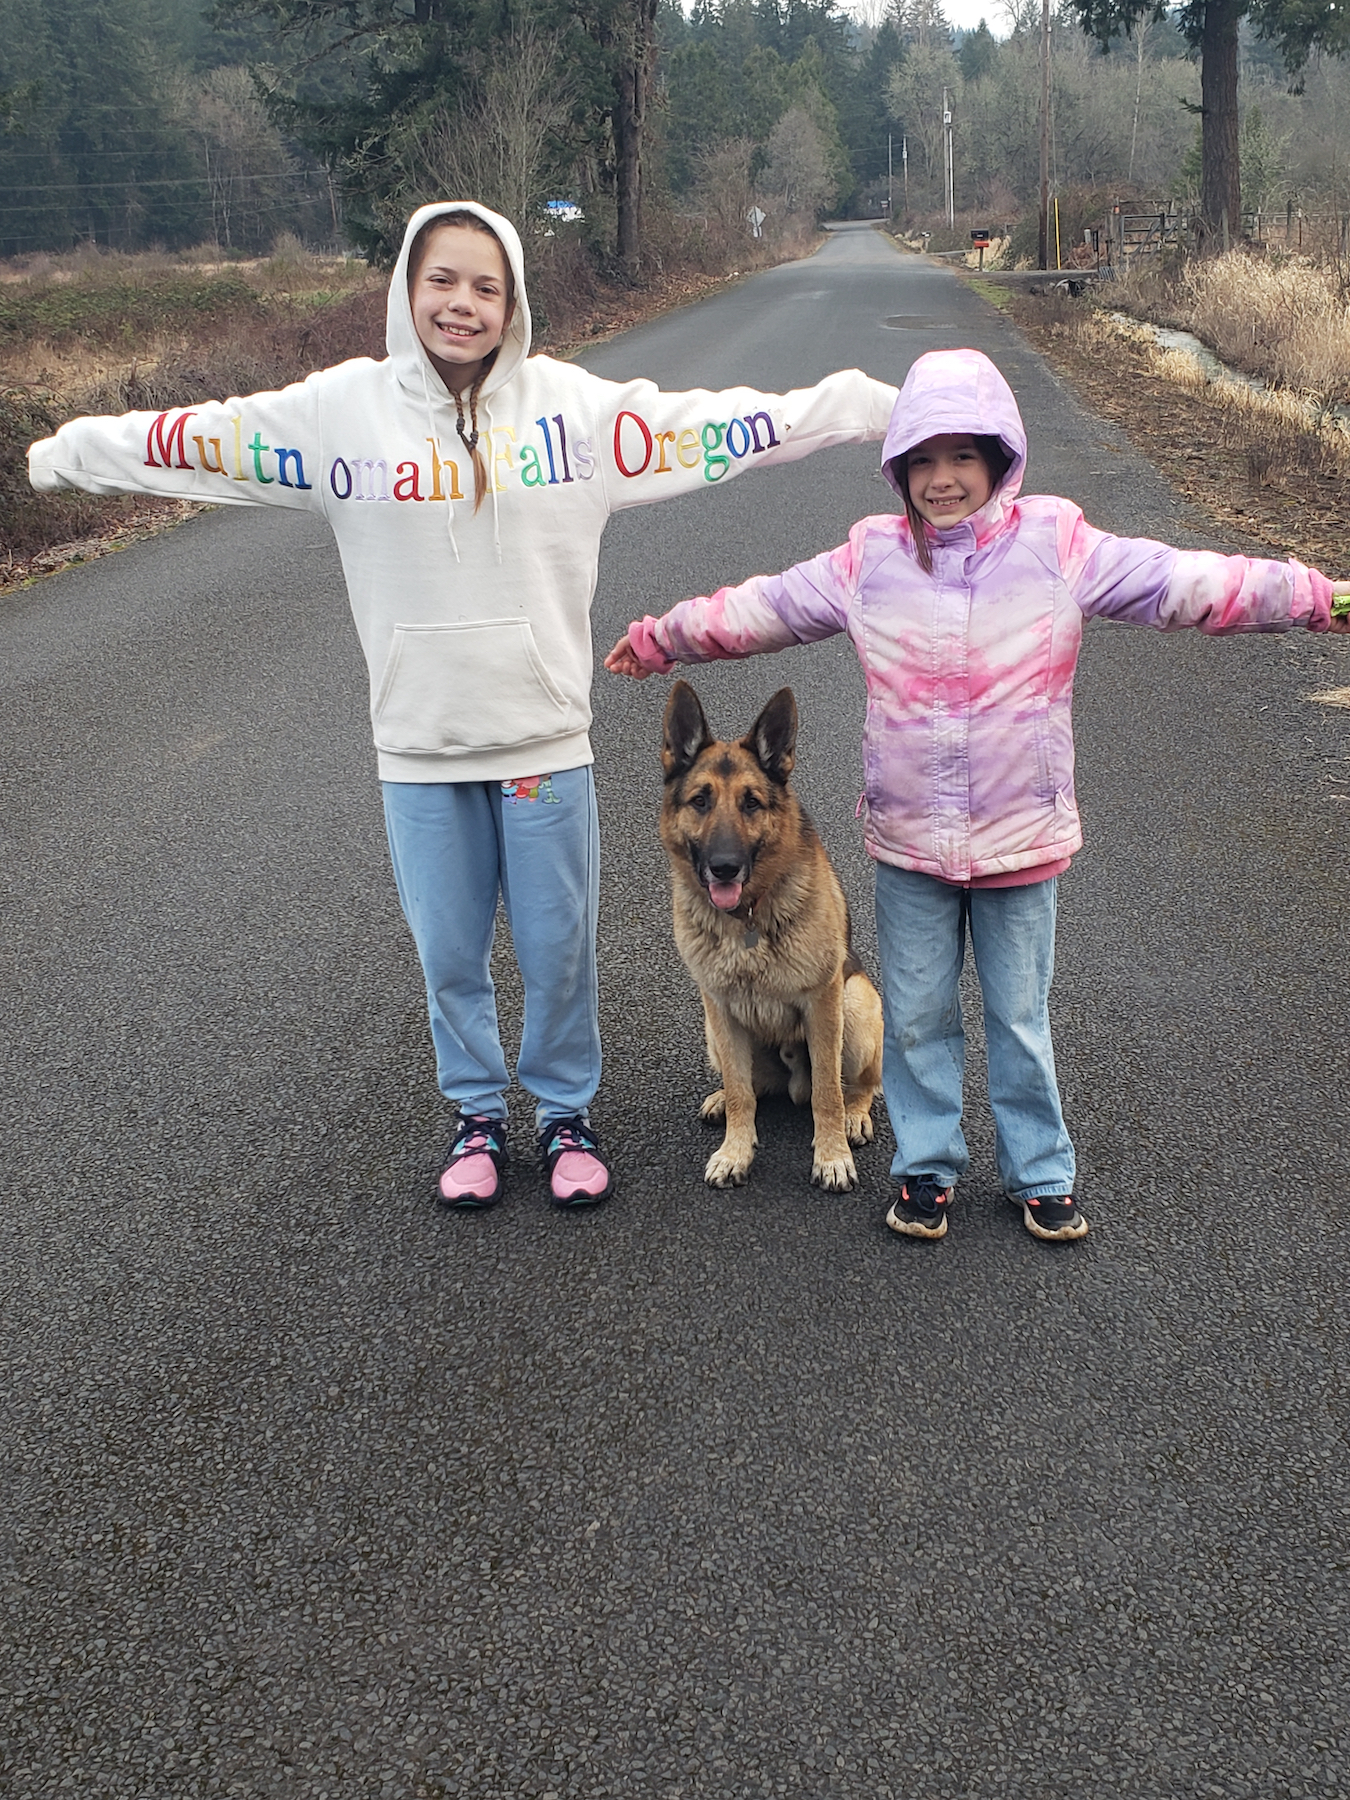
(419, 359, 461, 563)
(485, 393, 502, 563)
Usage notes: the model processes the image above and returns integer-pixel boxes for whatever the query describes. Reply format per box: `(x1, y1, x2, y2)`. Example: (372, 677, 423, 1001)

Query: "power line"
(0, 172, 327, 200)
(0, 146, 316, 160)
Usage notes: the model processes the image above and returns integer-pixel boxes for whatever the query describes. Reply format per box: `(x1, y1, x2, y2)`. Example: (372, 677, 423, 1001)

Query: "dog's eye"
(741, 793, 763, 814)
(688, 790, 712, 813)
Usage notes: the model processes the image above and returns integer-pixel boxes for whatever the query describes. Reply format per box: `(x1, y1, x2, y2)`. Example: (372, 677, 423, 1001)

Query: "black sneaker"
(1010, 1191, 1088, 1242)
(885, 1175, 953, 1239)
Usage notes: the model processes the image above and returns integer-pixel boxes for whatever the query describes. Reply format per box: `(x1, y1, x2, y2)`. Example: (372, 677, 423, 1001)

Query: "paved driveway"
(3, 223, 1347, 1797)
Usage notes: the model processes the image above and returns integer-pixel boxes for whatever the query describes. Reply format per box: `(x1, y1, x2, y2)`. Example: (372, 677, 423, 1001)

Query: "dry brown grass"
(0, 248, 391, 575)
(1095, 309, 1350, 483)
(999, 290, 1348, 578)
(1112, 250, 1350, 415)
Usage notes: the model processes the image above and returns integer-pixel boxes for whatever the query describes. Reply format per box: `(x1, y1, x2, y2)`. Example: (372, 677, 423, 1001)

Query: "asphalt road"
(3, 223, 1348, 1799)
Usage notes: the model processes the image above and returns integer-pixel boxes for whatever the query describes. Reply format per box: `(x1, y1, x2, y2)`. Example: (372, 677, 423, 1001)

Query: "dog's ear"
(662, 679, 714, 781)
(744, 687, 797, 785)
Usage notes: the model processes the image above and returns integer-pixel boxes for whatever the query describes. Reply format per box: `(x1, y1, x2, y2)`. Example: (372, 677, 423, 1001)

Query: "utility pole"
(1038, 0, 1050, 268)
(902, 135, 909, 216)
(888, 134, 893, 218)
(943, 87, 954, 230)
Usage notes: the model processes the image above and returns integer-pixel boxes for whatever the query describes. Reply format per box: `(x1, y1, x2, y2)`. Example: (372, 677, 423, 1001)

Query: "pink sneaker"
(539, 1117, 613, 1208)
(438, 1115, 508, 1209)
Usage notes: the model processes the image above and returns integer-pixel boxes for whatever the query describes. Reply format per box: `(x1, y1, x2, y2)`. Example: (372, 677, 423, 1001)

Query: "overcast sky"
(942, 0, 1010, 30)
(841, 0, 1015, 37)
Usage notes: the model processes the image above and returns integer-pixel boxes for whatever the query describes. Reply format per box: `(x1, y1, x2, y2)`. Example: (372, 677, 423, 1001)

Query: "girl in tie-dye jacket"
(606, 347, 1348, 1245)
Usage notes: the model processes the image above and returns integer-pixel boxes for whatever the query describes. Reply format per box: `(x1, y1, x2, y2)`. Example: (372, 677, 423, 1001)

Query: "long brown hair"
(407, 209, 516, 512)
(894, 433, 1012, 574)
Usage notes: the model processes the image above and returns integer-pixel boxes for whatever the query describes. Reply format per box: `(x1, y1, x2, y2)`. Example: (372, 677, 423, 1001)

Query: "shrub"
(1113, 249, 1350, 409)
(0, 272, 266, 350)
(0, 383, 179, 566)
(0, 271, 387, 571)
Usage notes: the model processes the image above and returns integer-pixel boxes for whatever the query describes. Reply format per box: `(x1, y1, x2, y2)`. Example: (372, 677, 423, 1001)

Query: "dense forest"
(1, 0, 1348, 264)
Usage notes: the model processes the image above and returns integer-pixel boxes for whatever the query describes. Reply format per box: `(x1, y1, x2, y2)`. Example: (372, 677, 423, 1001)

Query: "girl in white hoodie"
(28, 200, 898, 1210)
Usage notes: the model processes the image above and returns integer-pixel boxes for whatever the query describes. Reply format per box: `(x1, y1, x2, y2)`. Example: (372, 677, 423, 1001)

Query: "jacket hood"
(386, 200, 532, 399)
(881, 348, 1027, 522)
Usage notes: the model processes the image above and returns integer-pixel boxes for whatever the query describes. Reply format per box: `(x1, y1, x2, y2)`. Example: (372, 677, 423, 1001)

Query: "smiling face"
(409, 221, 513, 393)
(905, 432, 995, 528)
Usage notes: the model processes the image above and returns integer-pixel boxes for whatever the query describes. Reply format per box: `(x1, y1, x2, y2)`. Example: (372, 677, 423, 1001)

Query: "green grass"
(965, 276, 1013, 311)
(0, 272, 268, 347)
(0, 250, 379, 350)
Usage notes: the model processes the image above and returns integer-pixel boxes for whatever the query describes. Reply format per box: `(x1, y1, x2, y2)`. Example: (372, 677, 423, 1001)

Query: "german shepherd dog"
(660, 680, 884, 1191)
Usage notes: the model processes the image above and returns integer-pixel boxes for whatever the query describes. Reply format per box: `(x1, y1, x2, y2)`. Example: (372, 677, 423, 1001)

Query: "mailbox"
(971, 229, 991, 247)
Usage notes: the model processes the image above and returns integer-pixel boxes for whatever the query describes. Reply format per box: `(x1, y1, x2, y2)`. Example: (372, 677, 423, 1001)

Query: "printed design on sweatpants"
(501, 774, 562, 805)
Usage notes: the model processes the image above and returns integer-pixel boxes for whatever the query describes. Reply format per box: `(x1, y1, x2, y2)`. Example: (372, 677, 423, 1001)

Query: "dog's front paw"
(705, 1141, 754, 1186)
(699, 1088, 727, 1123)
(812, 1146, 858, 1191)
(845, 1107, 875, 1146)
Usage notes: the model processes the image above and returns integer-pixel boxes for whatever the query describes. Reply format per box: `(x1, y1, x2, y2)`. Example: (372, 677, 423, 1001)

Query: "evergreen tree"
(840, 18, 903, 196)
(0, 0, 206, 253)
(662, 0, 863, 211)
(1067, 0, 1350, 246)
(664, 38, 737, 190)
(211, 0, 659, 273)
(958, 19, 997, 84)
(1239, 101, 1285, 215)
(894, 0, 953, 51)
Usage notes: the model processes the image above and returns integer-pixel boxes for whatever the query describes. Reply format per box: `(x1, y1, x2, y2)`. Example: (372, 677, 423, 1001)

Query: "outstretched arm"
(587, 369, 897, 515)
(605, 524, 871, 677)
(1055, 501, 1341, 634)
(29, 377, 328, 514)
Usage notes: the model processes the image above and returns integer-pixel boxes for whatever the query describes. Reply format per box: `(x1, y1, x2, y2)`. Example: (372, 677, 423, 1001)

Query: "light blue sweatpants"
(382, 768, 601, 1129)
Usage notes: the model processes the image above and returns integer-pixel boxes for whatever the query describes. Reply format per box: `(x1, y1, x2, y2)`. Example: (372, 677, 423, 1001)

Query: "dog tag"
(743, 924, 761, 948)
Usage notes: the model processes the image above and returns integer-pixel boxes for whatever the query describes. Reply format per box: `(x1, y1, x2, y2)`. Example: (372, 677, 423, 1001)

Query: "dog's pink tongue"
(708, 880, 743, 911)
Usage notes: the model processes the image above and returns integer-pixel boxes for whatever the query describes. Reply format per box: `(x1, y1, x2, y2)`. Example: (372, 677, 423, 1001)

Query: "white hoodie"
(28, 202, 898, 783)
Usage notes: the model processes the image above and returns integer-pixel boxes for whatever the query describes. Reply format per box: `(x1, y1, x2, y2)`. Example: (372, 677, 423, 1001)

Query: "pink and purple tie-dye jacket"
(627, 348, 1333, 884)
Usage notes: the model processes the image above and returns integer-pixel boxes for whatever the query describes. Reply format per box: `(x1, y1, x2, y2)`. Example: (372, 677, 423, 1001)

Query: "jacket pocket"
(373, 619, 571, 754)
(1032, 695, 1055, 803)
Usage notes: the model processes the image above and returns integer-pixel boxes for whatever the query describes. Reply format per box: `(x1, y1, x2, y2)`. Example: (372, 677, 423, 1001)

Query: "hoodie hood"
(386, 200, 532, 399)
(881, 348, 1027, 525)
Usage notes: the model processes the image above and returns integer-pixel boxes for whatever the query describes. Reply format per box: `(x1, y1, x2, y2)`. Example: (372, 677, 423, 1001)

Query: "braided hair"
(453, 365, 493, 511)
(407, 208, 516, 512)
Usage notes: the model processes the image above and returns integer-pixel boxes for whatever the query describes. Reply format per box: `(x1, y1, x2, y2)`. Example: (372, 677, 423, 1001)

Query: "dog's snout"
(707, 855, 745, 883)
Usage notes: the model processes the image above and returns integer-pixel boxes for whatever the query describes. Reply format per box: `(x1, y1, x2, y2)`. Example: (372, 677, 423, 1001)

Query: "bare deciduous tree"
(693, 138, 758, 240)
(887, 42, 961, 198)
(757, 105, 839, 220)
(182, 66, 318, 253)
(389, 26, 578, 241)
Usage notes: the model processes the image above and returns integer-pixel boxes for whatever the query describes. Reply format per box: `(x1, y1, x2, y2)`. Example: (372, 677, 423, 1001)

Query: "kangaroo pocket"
(372, 619, 572, 754)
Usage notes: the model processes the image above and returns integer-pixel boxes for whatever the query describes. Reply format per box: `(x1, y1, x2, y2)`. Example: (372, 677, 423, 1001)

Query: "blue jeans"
(382, 768, 601, 1128)
(873, 863, 1075, 1199)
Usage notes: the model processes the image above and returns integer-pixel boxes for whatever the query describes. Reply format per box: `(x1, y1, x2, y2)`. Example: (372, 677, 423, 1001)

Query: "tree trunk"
(1199, 0, 1242, 252)
(613, 0, 656, 278)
